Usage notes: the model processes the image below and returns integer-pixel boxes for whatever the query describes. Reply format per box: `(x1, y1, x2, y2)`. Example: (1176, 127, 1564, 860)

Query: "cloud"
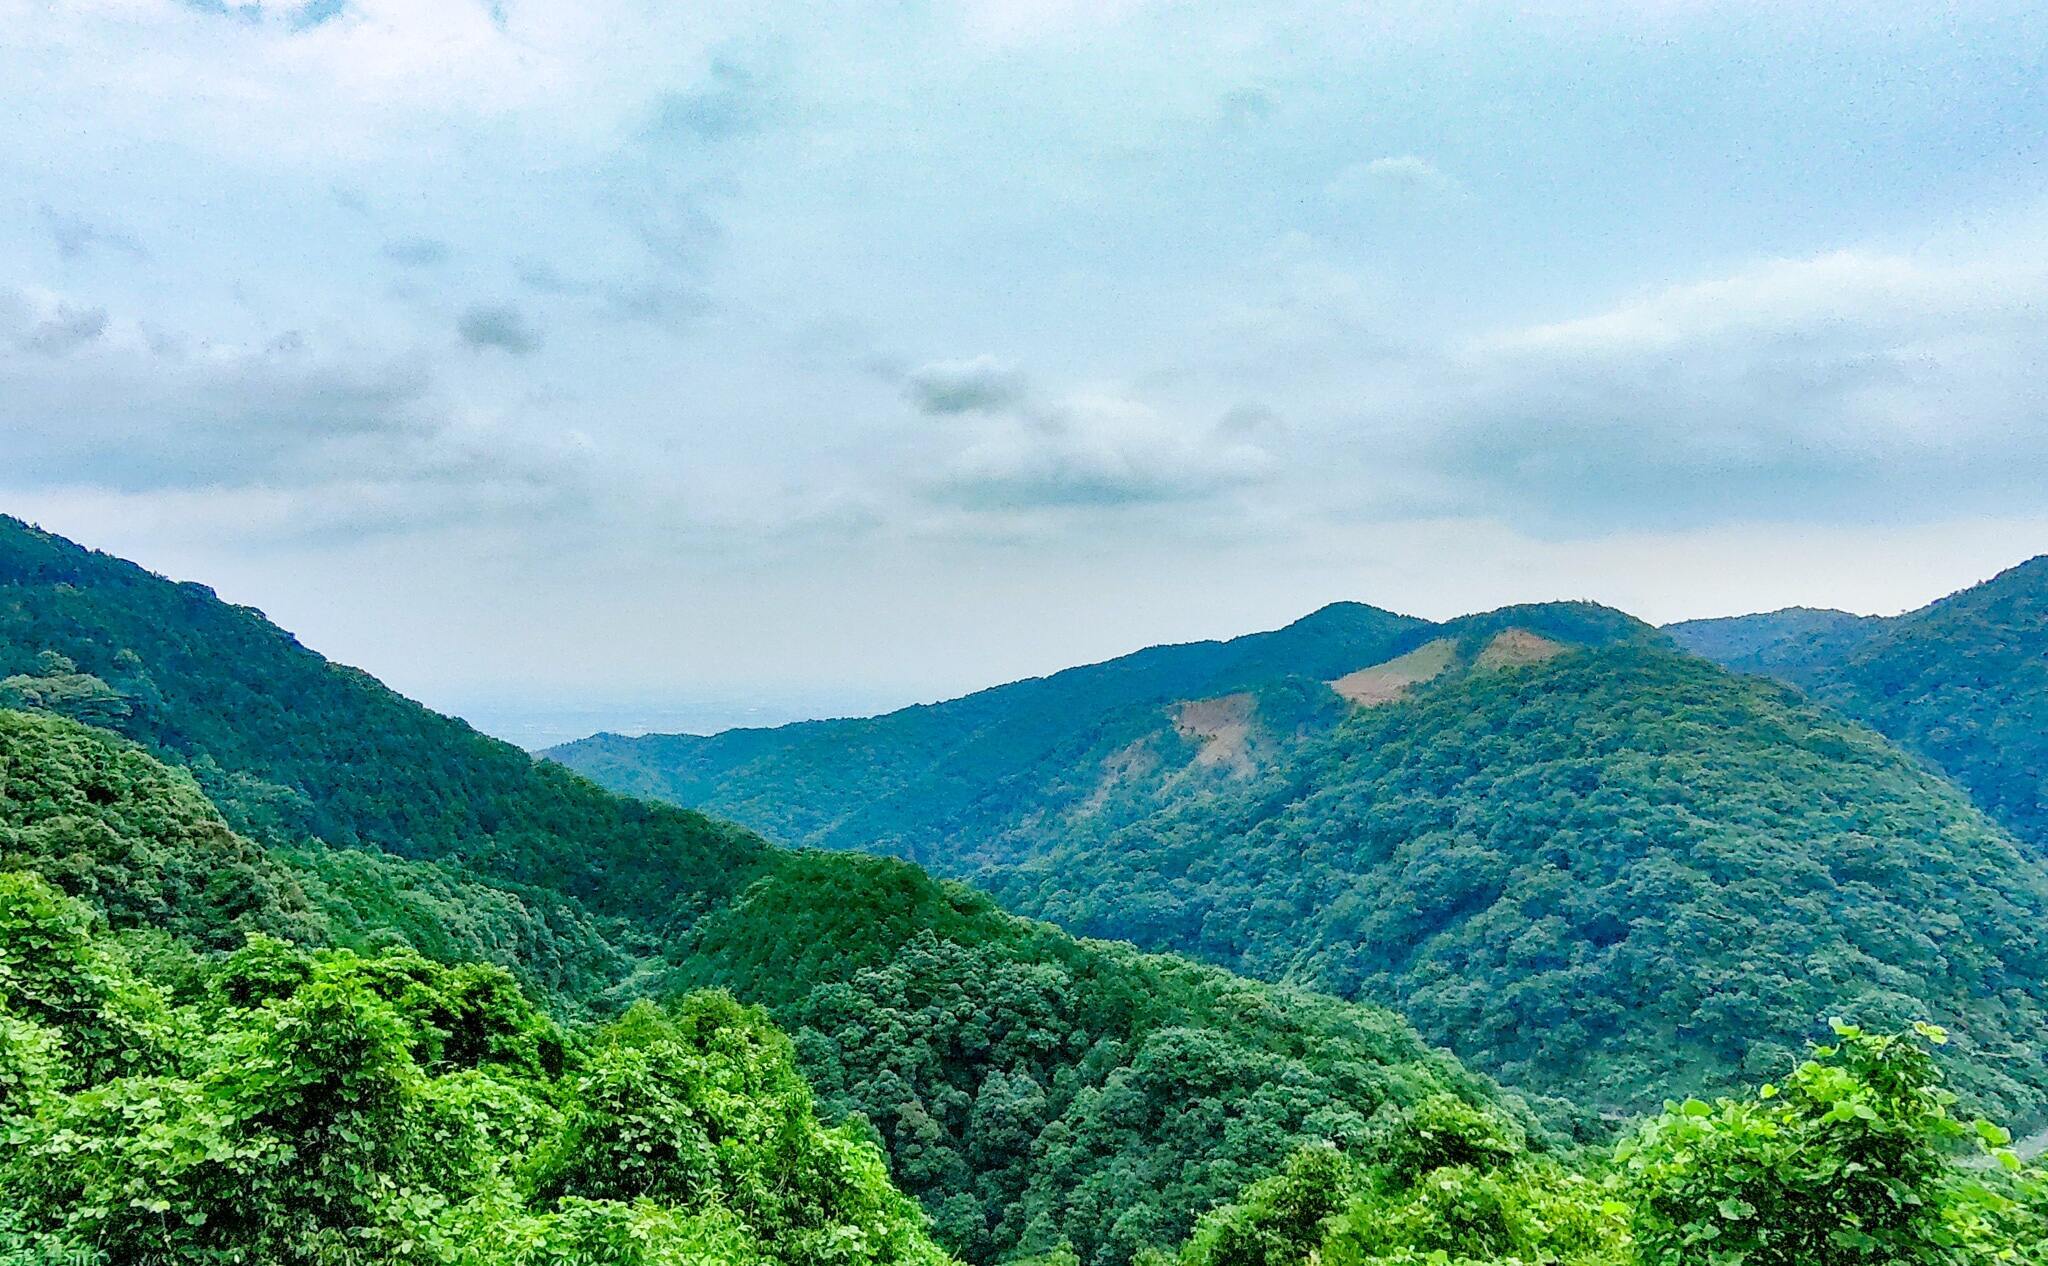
(383, 236, 452, 266)
(6, 298, 110, 357)
(40, 206, 149, 261)
(904, 355, 1030, 415)
(1382, 243, 2048, 528)
(914, 378, 1277, 511)
(515, 259, 577, 294)
(597, 283, 709, 332)
(291, 0, 348, 30)
(1327, 155, 1458, 199)
(0, 285, 593, 539)
(172, 0, 374, 35)
(509, 261, 708, 332)
(647, 58, 774, 144)
(457, 303, 541, 355)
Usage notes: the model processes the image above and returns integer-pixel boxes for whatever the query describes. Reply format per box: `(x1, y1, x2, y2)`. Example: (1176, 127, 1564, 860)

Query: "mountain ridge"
(550, 571, 2048, 1130)
(1670, 552, 2048, 849)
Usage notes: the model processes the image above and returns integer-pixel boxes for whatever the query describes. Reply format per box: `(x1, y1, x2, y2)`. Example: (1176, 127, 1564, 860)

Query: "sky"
(3, 0, 2046, 739)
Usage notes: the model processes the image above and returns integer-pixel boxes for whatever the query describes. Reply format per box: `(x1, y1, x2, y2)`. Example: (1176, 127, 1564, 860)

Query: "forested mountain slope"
(550, 600, 1661, 871)
(0, 516, 768, 932)
(13, 711, 2040, 1260)
(992, 645, 2048, 1126)
(1671, 555, 2048, 848)
(556, 580, 2048, 1132)
(0, 516, 1523, 1266)
(0, 866, 954, 1264)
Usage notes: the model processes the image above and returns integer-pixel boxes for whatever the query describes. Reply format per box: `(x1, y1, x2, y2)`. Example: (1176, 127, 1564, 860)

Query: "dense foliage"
(0, 707, 1526, 1266)
(0, 868, 953, 1266)
(1, 706, 650, 1009)
(996, 647, 2048, 1129)
(10, 516, 2045, 1261)
(673, 850, 1520, 1265)
(1160, 1024, 2046, 1266)
(559, 568, 2048, 1135)
(1617, 1021, 2045, 1263)
(1670, 556, 2048, 852)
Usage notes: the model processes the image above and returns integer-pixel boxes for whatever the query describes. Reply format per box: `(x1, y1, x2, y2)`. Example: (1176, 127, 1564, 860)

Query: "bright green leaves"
(0, 898, 955, 1266)
(1167, 1097, 1627, 1266)
(1618, 1023, 2045, 1264)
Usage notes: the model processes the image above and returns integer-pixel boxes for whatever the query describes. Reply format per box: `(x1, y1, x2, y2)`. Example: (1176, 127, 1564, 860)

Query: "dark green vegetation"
(549, 601, 1656, 869)
(9, 512, 2047, 1260)
(9, 712, 2043, 1260)
(555, 591, 2048, 1133)
(0, 516, 1524, 1265)
(1670, 556, 2048, 851)
(1160, 1023, 2045, 1266)
(1000, 647, 2048, 1130)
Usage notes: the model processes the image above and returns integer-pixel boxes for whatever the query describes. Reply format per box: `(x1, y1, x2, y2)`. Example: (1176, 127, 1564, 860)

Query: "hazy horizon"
(19, 509, 2026, 748)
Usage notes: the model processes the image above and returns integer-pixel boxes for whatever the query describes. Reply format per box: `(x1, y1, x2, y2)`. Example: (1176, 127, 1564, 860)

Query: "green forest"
(554, 576, 2048, 1133)
(3, 515, 2047, 1262)
(1671, 557, 2048, 852)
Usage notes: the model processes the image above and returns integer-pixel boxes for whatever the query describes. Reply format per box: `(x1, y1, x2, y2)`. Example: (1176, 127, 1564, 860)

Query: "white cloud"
(917, 381, 1278, 511)
(1327, 155, 1459, 199)
(1385, 238, 2048, 526)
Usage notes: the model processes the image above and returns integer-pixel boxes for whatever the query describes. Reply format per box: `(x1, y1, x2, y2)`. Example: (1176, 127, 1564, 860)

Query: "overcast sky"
(4, 0, 2046, 729)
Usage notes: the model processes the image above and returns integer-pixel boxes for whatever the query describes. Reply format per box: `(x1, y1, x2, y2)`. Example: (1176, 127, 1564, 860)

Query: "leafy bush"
(1619, 1021, 2045, 1264)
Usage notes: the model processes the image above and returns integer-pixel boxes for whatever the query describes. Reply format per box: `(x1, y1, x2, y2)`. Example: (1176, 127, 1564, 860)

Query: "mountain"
(1662, 606, 1884, 685)
(995, 645, 2048, 1124)
(0, 515, 1522, 1266)
(7, 606, 2045, 1265)
(549, 600, 1658, 870)
(555, 593, 2048, 1130)
(1671, 555, 2048, 848)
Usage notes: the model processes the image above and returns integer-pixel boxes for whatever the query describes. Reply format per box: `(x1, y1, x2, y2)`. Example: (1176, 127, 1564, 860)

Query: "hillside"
(0, 706, 650, 1008)
(557, 592, 2048, 1130)
(550, 600, 1660, 871)
(992, 645, 2048, 1125)
(13, 721, 2037, 1258)
(1671, 555, 2048, 848)
(0, 515, 1524, 1266)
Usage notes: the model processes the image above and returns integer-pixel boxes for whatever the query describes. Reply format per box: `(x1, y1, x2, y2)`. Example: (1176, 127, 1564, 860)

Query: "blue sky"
(3, 0, 2046, 725)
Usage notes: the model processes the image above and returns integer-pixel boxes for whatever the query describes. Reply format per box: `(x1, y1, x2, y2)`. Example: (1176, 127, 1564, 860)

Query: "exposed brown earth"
(1475, 628, 1567, 669)
(1171, 691, 1258, 774)
(1329, 637, 1457, 706)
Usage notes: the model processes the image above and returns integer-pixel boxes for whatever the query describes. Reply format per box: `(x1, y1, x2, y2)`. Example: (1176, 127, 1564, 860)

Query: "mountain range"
(1669, 555, 2048, 851)
(4, 515, 2045, 1261)
(552, 560, 2048, 1127)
